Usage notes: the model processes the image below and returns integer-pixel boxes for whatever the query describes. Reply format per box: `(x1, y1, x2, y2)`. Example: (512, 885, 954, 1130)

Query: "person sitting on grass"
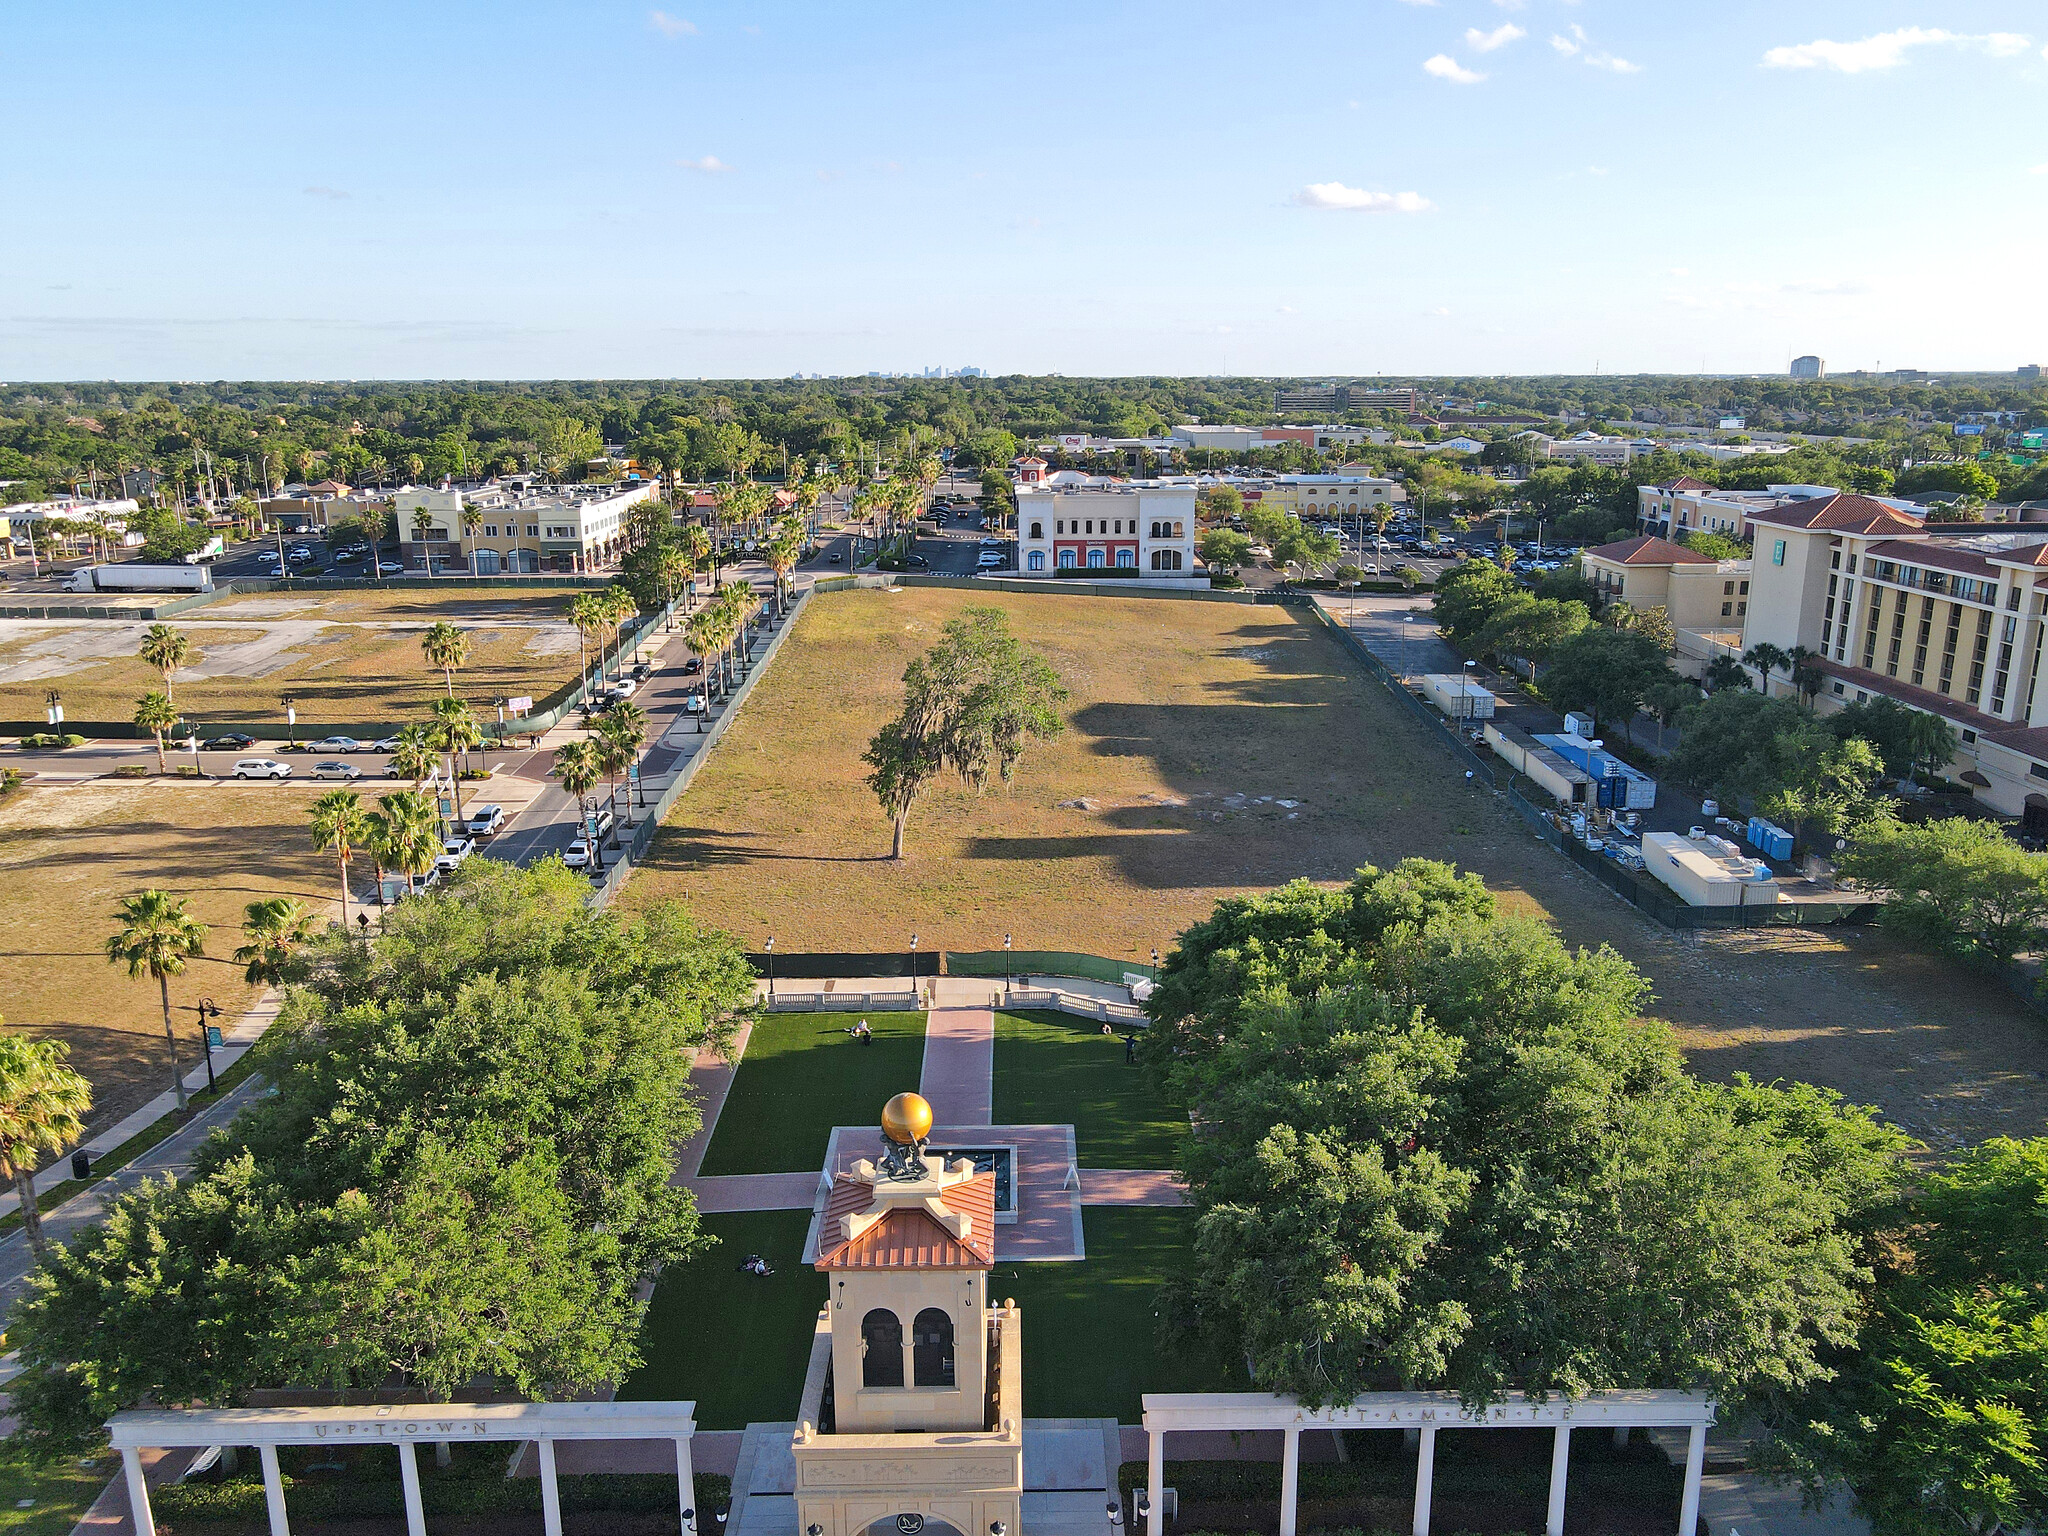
(850, 1019, 873, 1046)
(739, 1253, 774, 1277)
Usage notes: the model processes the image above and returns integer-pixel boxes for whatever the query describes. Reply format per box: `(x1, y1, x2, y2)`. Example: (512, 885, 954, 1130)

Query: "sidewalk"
(0, 989, 281, 1221)
(920, 982, 994, 1125)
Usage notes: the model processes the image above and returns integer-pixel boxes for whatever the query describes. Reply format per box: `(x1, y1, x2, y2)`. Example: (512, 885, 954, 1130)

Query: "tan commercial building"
(395, 479, 658, 574)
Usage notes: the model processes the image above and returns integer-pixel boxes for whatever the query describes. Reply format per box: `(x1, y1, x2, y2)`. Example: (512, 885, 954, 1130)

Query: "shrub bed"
(18, 732, 85, 749)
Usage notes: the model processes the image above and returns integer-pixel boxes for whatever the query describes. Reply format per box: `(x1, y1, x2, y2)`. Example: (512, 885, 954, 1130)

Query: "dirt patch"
(0, 782, 340, 1129)
(627, 587, 2048, 1147)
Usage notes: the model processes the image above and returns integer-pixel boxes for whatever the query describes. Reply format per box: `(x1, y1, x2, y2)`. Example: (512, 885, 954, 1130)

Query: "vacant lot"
(0, 590, 586, 732)
(632, 587, 2048, 1147)
(0, 781, 338, 1129)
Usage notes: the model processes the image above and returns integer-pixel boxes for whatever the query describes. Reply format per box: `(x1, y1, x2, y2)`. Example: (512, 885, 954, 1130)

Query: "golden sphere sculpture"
(881, 1091, 934, 1145)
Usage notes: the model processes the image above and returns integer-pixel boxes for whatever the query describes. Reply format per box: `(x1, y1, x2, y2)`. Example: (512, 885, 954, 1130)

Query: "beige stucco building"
(1581, 534, 1751, 634)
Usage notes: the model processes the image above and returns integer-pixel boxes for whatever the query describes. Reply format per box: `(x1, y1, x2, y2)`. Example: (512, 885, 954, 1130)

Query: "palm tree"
(570, 592, 606, 695)
(592, 727, 631, 832)
(678, 524, 711, 609)
(137, 623, 193, 703)
(553, 738, 604, 870)
(411, 506, 436, 572)
(309, 787, 371, 931)
(388, 723, 438, 788)
(1743, 642, 1790, 695)
(605, 586, 639, 675)
(105, 890, 207, 1111)
(360, 505, 389, 581)
(233, 897, 315, 985)
(133, 690, 179, 775)
(684, 607, 721, 699)
(766, 525, 802, 614)
(372, 791, 442, 897)
(1784, 644, 1825, 703)
(0, 1030, 93, 1258)
(461, 506, 483, 575)
(420, 620, 469, 697)
(430, 696, 482, 821)
(597, 702, 649, 810)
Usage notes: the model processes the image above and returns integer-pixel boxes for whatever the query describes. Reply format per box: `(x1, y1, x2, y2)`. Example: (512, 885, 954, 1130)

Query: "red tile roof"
(1663, 476, 1715, 492)
(1584, 534, 1719, 566)
(1862, 539, 2000, 578)
(814, 1171, 997, 1271)
(1747, 494, 1925, 536)
(1812, 658, 2005, 735)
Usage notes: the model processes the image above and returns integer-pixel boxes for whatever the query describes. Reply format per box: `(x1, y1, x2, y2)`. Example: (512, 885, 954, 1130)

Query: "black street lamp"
(281, 694, 298, 751)
(910, 933, 919, 991)
(1004, 933, 1012, 995)
(765, 936, 775, 1002)
(44, 689, 62, 728)
(189, 997, 223, 1094)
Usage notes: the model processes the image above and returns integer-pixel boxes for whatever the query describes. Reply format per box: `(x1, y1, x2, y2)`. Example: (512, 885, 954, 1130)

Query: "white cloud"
(1293, 182, 1436, 213)
(1550, 30, 1581, 56)
(1551, 26, 1637, 72)
(1587, 53, 1641, 73)
(1762, 27, 2032, 73)
(1669, 267, 1691, 277)
(649, 10, 696, 36)
(675, 155, 730, 173)
(1466, 23, 1525, 51)
(1423, 53, 1486, 83)
(1277, 305, 1299, 314)
(302, 185, 349, 200)
(2032, 162, 2048, 175)
(1586, 165, 1610, 176)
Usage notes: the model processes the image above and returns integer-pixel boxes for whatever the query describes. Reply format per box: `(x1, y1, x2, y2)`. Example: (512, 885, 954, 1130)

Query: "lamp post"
(1004, 933, 1012, 995)
(189, 997, 223, 1094)
(1107, 1499, 1125, 1532)
(44, 689, 62, 727)
(910, 933, 919, 992)
(765, 936, 775, 1002)
(282, 694, 298, 751)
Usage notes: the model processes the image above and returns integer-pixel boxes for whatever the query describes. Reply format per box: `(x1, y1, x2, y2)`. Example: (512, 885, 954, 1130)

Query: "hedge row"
(154, 1470, 731, 1523)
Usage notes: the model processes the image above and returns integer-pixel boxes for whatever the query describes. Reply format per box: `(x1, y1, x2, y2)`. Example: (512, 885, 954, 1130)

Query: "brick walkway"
(1078, 1169, 1185, 1207)
(919, 989, 994, 1125)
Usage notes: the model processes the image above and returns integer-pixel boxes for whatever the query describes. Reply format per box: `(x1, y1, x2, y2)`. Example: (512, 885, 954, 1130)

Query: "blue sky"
(3, 0, 2046, 379)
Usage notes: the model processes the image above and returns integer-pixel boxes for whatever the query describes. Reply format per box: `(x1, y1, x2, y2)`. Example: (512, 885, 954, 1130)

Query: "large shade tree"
(7, 861, 757, 1454)
(863, 605, 1067, 859)
(1142, 860, 1909, 1408)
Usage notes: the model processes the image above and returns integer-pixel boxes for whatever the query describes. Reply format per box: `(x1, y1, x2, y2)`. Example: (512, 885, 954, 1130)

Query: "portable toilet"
(1746, 817, 1794, 862)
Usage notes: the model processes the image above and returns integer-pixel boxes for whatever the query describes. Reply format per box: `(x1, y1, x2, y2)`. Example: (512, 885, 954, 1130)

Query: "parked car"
(905, 554, 930, 569)
(980, 535, 1001, 546)
(610, 677, 638, 698)
(682, 657, 703, 675)
(466, 803, 507, 837)
(201, 732, 256, 751)
(233, 758, 292, 779)
(977, 551, 1004, 569)
(370, 736, 402, 752)
(562, 836, 596, 870)
(314, 735, 361, 753)
(310, 759, 361, 780)
(631, 662, 652, 682)
(683, 690, 708, 712)
(377, 560, 404, 574)
(434, 837, 475, 875)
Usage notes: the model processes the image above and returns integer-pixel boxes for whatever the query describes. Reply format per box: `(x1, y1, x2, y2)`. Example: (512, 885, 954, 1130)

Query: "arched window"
(1058, 549, 1076, 569)
(1028, 550, 1045, 571)
(861, 1309, 903, 1387)
(1117, 549, 1135, 568)
(1030, 523, 1043, 540)
(1173, 521, 1184, 538)
(1088, 548, 1106, 568)
(912, 1307, 955, 1386)
(474, 548, 501, 575)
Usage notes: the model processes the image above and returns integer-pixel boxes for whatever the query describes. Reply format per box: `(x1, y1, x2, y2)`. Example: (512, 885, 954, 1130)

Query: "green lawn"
(620, 1210, 827, 1429)
(0, 1445, 117, 1536)
(991, 1010, 1187, 1168)
(697, 1011, 928, 1176)
(992, 1207, 1240, 1422)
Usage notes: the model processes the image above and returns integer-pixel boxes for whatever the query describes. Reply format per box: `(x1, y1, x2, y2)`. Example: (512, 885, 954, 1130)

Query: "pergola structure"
(106, 1400, 698, 1536)
(1141, 1389, 1717, 1536)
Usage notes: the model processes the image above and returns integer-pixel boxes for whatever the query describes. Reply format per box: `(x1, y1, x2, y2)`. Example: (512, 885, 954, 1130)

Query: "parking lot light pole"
(910, 933, 919, 995)
(765, 936, 775, 1002)
(1004, 933, 1012, 995)
(45, 689, 62, 727)
(189, 997, 223, 1094)
(281, 695, 297, 750)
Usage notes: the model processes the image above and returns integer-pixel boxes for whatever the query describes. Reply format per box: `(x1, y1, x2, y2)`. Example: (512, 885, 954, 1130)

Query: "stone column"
(1146, 1429, 1165, 1536)
(259, 1444, 291, 1536)
(398, 1441, 427, 1536)
(676, 1436, 697, 1530)
(1545, 1426, 1570, 1536)
(120, 1448, 154, 1536)
(1279, 1427, 1302, 1536)
(538, 1438, 564, 1536)
(1411, 1425, 1437, 1536)
(1676, 1424, 1707, 1536)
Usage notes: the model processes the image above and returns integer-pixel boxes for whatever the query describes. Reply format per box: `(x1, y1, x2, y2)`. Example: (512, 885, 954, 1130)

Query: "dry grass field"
(630, 586, 2048, 1149)
(0, 590, 585, 732)
(0, 782, 339, 1128)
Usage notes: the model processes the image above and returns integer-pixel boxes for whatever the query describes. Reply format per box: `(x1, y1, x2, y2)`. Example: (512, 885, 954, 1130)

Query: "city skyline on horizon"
(4, 0, 2046, 381)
